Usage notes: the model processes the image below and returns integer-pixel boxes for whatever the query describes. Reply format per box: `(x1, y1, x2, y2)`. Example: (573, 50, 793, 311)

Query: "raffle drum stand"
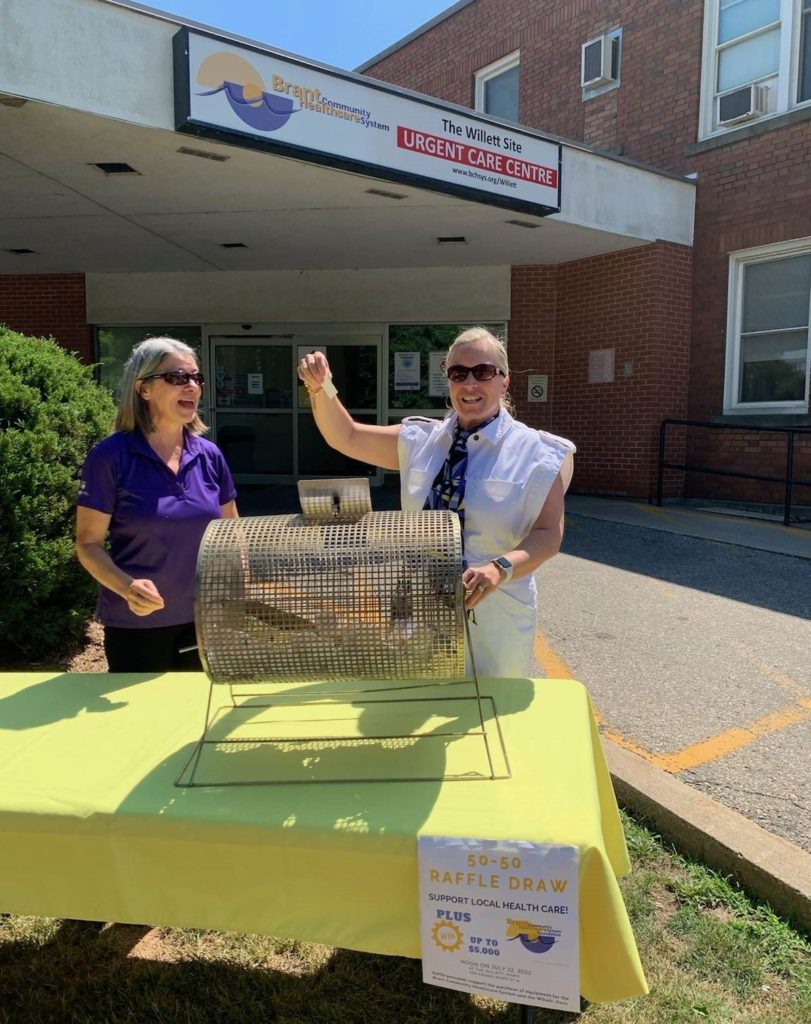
(176, 480, 510, 786)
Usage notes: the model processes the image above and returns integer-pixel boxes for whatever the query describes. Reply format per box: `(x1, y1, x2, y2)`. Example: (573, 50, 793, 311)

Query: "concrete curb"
(603, 739, 811, 934)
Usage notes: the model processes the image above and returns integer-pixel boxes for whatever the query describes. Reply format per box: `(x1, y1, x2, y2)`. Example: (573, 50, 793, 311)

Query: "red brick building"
(2, 0, 807, 506)
(360, 0, 811, 508)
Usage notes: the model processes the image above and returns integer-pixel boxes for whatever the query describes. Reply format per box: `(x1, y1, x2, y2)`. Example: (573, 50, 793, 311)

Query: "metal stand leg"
(519, 1006, 533, 1024)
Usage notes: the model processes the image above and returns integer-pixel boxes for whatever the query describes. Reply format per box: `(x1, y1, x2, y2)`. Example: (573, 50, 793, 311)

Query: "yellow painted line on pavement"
(595, 722, 676, 766)
(651, 578, 680, 599)
(533, 630, 673, 765)
(759, 664, 808, 700)
(533, 630, 577, 681)
(534, 629, 811, 774)
(655, 697, 811, 773)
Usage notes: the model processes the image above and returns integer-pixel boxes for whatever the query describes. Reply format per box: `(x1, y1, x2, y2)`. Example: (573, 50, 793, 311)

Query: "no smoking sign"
(527, 375, 548, 403)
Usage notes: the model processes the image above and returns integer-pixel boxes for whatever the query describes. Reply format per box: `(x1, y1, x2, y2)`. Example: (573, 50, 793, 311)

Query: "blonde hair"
(115, 336, 208, 435)
(446, 327, 514, 414)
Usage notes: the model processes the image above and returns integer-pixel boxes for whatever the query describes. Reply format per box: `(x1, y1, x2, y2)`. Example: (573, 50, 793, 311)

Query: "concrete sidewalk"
(566, 495, 811, 560)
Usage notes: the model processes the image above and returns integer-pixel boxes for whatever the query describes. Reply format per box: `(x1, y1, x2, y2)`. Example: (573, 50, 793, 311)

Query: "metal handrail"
(656, 418, 811, 526)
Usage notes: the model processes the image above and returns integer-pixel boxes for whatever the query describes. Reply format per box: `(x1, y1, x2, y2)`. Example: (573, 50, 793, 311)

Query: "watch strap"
(491, 556, 513, 582)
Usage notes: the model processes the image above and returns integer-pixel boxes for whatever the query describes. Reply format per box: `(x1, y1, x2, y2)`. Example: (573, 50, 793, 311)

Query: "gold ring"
(476, 584, 486, 593)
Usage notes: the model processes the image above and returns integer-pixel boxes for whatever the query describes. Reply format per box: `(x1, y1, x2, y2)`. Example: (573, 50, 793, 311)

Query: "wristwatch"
(491, 556, 514, 582)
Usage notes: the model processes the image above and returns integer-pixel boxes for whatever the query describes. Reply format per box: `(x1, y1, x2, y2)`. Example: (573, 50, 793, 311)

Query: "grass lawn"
(1, 812, 808, 1023)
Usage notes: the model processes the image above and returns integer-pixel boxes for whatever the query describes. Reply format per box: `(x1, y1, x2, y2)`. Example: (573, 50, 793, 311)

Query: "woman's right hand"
(298, 351, 330, 394)
(126, 578, 165, 616)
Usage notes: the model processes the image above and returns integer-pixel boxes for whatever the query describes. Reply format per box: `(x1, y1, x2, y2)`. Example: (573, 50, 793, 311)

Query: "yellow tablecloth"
(0, 672, 647, 1003)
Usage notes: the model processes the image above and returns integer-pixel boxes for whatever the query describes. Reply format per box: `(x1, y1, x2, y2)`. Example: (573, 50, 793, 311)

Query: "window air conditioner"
(581, 35, 617, 88)
(718, 84, 768, 125)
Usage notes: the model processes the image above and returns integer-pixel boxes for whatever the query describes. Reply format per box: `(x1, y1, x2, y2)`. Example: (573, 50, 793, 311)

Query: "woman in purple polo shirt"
(76, 337, 238, 672)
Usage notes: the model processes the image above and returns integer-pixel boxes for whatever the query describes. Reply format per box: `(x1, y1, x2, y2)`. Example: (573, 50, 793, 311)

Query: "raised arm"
(298, 351, 401, 471)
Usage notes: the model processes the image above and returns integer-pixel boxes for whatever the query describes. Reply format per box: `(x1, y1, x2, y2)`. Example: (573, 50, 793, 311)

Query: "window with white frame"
(474, 51, 520, 122)
(801, 0, 811, 99)
(725, 240, 811, 412)
(701, 0, 811, 137)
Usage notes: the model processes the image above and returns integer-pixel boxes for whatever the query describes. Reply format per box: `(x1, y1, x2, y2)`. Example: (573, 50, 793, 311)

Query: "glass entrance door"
(295, 334, 381, 480)
(210, 332, 381, 481)
(211, 337, 294, 480)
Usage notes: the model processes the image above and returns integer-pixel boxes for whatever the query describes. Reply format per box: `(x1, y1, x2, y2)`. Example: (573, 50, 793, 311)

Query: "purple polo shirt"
(77, 429, 237, 628)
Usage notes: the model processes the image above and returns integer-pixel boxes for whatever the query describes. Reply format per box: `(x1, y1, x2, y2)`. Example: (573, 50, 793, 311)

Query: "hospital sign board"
(174, 29, 561, 217)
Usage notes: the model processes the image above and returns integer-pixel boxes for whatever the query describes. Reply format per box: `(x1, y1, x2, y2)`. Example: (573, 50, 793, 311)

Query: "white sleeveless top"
(397, 411, 575, 678)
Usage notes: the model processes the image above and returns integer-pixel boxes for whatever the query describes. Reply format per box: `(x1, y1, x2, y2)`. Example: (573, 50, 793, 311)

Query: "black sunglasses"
(139, 370, 205, 387)
(445, 362, 505, 383)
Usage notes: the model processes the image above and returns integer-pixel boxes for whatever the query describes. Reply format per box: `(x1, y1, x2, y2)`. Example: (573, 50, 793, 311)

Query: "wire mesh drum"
(195, 509, 465, 686)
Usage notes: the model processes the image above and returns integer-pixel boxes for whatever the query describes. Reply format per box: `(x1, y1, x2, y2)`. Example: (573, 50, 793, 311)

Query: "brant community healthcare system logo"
(195, 52, 387, 133)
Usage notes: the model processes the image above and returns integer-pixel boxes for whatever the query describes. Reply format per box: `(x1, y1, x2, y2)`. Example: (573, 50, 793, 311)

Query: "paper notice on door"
(429, 351, 449, 397)
(394, 351, 420, 390)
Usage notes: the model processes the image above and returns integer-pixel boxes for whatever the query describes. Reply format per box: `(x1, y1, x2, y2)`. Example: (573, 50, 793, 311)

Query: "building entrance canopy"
(0, 0, 694, 277)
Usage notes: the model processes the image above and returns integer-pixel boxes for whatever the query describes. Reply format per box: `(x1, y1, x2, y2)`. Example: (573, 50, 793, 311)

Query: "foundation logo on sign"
(506, 918, 560, 954)
(196, 53, 298, 132)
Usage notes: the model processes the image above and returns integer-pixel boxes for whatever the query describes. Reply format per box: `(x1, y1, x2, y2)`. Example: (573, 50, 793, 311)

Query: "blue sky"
(145, 0, 456, 70)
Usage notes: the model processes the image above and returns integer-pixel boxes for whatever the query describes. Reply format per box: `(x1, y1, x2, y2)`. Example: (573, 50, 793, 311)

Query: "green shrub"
(0, 327, 115, 658)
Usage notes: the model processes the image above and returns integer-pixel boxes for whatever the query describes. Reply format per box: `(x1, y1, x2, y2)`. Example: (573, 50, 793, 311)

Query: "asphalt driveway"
(533, 500, 811, 852)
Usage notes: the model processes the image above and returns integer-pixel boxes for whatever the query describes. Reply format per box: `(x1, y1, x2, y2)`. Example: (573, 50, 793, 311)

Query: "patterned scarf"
(424, 413, 499, 548)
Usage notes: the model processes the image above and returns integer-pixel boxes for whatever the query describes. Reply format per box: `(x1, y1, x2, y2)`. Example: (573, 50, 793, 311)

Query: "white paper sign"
(247, 373, 264, 395)
(429, 351, 449, 397)
(418, 837, 579, 1012)
(395, 351, 421, 390)
(527, 375, 548, 402)
(588, 348, 615, 384)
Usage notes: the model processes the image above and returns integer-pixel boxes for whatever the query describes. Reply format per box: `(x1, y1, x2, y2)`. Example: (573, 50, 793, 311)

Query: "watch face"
(493, 556, 513, 580)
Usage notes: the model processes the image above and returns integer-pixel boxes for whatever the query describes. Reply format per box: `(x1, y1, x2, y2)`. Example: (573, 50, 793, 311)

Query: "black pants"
(103, 622, 202, 673)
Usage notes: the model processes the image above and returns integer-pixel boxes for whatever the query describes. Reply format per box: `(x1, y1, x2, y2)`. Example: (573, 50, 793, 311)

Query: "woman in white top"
(298, 327, 575, 678)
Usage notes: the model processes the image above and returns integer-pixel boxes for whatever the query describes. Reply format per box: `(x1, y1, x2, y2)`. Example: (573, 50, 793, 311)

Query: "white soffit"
(0, 99, 692, 275)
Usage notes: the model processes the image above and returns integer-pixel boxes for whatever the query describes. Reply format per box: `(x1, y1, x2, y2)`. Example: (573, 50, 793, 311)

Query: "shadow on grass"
(0, 919, 581, 1024)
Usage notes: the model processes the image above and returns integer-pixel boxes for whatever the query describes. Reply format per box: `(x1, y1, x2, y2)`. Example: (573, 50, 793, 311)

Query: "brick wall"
(686, 122, 811, 421)
(683, 118, 811, 507)
(367, 0, 811, 505)
(682, 428, 811, 509)
(510, 241, 693, 499)
(365, 0, 702, 170)
(0, 274, 91, 362)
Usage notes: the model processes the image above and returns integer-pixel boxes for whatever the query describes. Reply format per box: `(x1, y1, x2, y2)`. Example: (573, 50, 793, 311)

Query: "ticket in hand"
(322, 376, 338, 399)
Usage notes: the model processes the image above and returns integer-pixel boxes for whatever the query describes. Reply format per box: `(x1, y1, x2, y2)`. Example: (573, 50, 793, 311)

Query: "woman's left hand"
(462, 562, 504, 610)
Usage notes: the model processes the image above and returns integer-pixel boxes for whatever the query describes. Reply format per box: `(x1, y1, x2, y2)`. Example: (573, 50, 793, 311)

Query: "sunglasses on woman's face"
(445, 363, 505, 383)
(139, 370, 205, 387)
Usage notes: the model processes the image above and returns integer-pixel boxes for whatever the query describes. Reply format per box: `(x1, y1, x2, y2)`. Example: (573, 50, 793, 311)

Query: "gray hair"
(115, 336, 207, 435)
(446, 327, 513, 414)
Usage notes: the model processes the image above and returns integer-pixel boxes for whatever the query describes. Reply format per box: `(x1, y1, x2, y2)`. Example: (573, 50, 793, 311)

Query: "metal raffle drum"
(195, 508, 465, 686)
(178, 480, 507, 786)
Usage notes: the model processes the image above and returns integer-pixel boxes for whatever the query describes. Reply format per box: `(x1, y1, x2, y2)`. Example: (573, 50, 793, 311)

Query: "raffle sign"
(418, 837, 579, 1012)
